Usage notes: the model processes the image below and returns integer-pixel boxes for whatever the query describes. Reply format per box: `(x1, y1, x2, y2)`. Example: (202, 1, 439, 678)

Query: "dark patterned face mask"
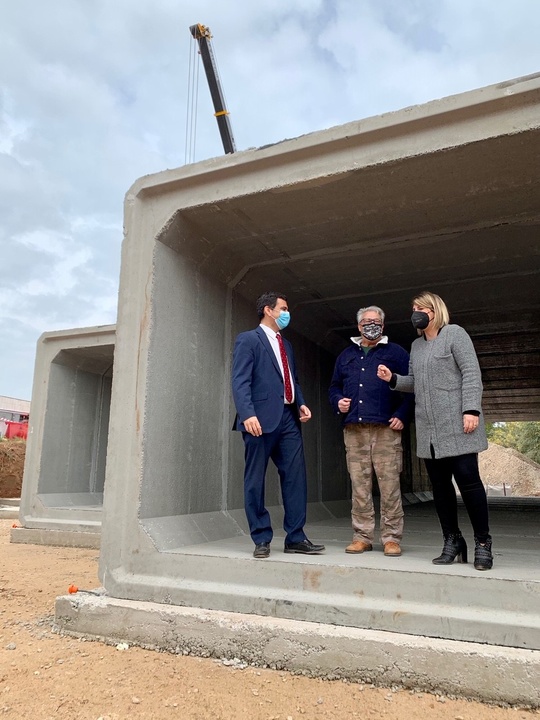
(411, 311, 430, 330)
(360, 322, 383, 341)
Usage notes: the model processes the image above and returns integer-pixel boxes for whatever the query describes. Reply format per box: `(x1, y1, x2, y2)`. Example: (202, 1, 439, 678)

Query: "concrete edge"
(128, 72, 540, 200)
(10, 526, 101, 549)
(39, 324, 116, 344)
(54, 593, 539, 708)
(0, 508, 19, 520)
(0, 498, 20, 507)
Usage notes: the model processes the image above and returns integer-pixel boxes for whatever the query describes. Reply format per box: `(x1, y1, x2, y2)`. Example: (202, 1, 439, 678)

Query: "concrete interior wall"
(140, 243, 228, 520)
(39, 357, 112, 499)
(137, 221, 424, 556)
(224, 293, 351, 510)
(139, 241, 353, 551)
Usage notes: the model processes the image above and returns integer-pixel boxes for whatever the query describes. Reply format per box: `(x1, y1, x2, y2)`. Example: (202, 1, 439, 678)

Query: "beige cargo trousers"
(343, 423, 404, 545)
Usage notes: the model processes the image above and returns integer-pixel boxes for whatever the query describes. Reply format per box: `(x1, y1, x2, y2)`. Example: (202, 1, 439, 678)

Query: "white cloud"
(1, 0, 540, 399)
(19, 249, 92, 297)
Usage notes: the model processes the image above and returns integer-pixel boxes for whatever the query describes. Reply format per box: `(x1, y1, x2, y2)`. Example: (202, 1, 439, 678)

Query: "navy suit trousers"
(242, 405, 308, 545)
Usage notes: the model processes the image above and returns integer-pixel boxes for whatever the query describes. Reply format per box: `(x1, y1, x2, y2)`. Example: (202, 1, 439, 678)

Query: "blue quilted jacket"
(329, 340, 413, 426)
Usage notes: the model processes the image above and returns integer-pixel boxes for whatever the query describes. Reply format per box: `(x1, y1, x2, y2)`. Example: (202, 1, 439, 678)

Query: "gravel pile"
(479, 442, 540, 497)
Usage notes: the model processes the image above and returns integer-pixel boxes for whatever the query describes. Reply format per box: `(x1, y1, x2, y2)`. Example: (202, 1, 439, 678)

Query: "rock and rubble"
(480, 442, 540, 497)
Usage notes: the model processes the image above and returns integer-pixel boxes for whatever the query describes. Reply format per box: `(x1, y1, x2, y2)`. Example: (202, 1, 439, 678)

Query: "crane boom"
(189, 23, 236, 155)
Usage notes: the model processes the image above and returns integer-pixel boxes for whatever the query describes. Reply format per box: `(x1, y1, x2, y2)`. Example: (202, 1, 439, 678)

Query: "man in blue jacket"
(329, 306, 413, 557)
(232, 291, 325, 559)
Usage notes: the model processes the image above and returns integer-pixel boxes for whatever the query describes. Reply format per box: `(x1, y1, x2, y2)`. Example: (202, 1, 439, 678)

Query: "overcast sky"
(1, 0, 540, 401)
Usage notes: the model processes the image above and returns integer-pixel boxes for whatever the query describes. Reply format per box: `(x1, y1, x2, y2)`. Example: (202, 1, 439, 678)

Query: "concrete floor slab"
(98, 500, 540, 650)
(54, 592, 540, 708)
(10, 526, 100, 549)
(0, 498, 19, 520)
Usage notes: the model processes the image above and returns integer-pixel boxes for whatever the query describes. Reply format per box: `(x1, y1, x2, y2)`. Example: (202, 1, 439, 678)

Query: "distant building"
(0, 395, 30, 422)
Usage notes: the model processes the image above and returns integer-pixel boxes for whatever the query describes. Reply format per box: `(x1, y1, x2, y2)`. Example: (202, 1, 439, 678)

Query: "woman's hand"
(463, 413, 479, 434)
(377, 364, 392, 382)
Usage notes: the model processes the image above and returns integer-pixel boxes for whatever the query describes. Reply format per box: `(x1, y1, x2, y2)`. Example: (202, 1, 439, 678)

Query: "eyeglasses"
(359, 320, 383, 327)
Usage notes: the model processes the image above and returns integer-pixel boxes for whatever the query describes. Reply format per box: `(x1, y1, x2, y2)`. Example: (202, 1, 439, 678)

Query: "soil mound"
(0, 439, 26, 497)
(479, 442, 540, 497)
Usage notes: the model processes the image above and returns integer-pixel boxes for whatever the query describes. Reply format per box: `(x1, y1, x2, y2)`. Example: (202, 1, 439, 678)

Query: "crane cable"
(184, 35, 200, 165)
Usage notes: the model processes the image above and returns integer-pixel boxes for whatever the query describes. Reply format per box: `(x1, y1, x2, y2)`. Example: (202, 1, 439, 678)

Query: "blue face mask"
(275, 311, 290, 330)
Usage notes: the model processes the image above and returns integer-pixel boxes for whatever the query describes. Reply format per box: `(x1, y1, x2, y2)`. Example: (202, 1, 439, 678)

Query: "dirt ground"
(1, 520, 539, 719)
(0, 440, 25, 497)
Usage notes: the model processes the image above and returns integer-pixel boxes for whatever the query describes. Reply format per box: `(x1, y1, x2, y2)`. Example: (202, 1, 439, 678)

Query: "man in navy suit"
(232, 291, 325, 559)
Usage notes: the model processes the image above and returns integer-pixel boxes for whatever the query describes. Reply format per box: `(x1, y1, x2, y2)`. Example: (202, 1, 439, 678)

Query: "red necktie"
(276, 333, 293, 403)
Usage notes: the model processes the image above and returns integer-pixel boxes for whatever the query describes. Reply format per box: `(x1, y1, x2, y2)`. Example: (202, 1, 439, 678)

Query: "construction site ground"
(1, 519, 539, 720)
(1, 439, 539, 717)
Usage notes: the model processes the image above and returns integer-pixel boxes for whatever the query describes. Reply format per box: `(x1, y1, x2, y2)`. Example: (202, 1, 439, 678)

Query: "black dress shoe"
(284, 539, 325, 554)
(253, 542, 271, 558)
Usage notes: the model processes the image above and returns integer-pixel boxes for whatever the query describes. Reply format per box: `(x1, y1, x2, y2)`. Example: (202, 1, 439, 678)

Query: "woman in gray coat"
(377, 291, 493, 571)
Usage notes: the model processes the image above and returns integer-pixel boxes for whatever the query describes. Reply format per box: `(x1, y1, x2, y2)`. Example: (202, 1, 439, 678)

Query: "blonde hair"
(412, 291, 450, 331)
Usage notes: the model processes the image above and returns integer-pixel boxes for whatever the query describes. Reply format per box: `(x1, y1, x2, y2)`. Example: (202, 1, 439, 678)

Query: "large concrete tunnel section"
(94, 74, 540, 649)
(13, 326, 115, 548)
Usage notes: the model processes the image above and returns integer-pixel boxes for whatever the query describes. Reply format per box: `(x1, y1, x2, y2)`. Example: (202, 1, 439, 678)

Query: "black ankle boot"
(432, 532, 468, 565)
(474, 536, 493, 571)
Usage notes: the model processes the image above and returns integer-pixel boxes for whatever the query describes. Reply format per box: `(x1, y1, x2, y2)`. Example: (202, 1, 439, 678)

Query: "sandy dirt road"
(0, 519, 538, 720)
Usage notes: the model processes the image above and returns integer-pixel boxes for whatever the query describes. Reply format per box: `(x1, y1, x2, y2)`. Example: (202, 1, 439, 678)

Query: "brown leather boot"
(345, 540, 373, 554)
(383, 541, 402, 556)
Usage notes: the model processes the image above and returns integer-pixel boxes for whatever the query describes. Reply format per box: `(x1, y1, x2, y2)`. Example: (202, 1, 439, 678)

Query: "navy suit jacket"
(232, 326, 306, 434)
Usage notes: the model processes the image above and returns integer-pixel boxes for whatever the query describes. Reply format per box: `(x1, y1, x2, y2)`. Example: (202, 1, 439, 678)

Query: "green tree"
(486, 421, 520, 449)
(516, 422, 540, 464)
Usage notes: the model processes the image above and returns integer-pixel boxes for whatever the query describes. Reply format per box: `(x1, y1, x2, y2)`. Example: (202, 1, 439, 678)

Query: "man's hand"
(338, 397, 351, 413)
(463, 413, 479, 434)
(388, 417, 404, 431)
(299, 405, 312, 423)
(243, 416, 262, 436)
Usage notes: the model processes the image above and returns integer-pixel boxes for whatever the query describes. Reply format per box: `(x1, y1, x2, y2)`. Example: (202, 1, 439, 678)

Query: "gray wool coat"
(394, 324, 488, 459)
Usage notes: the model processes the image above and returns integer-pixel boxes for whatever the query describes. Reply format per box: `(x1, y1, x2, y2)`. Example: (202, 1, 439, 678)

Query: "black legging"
(423, 450, 490, 542)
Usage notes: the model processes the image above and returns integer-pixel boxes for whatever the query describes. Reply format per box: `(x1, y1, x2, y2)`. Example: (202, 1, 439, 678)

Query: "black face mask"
(411, 311, 430, 330)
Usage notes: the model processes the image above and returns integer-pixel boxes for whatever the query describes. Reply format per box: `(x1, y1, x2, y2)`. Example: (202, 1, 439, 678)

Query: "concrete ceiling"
(53, 346, 115, 376)
(154, 75, 540, 421)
